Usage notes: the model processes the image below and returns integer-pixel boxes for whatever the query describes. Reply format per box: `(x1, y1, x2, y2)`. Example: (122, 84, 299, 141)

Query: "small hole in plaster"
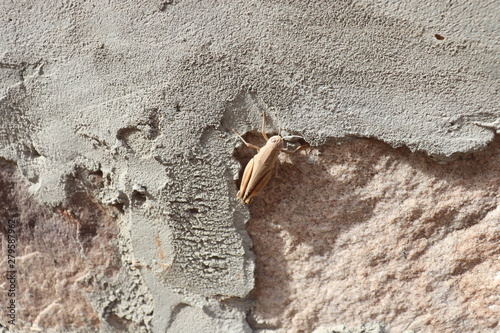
(187, 207, 199, 214)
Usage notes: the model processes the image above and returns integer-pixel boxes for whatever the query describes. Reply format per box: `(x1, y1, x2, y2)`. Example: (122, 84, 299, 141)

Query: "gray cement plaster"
(0, 0, 498, 332)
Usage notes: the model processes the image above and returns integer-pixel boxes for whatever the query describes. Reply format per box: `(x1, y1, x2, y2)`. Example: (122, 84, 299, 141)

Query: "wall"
(0, 1, 498, 332)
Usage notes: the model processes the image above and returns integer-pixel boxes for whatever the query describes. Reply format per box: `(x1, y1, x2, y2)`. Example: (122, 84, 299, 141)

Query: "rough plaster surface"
(0, 0, 498, 332)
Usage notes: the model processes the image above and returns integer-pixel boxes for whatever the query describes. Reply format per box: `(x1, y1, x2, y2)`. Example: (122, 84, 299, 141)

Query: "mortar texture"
(0, 0, 498, 332)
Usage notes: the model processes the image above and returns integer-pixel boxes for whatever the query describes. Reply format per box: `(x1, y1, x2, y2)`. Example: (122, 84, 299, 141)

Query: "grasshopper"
(233, 113, 306, 204)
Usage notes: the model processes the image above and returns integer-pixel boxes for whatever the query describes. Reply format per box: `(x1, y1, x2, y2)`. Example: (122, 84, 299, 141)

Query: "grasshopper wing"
(237, 157, 254, 201)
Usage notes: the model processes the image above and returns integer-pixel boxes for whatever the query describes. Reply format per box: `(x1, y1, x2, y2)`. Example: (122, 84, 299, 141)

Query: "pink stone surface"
(0, 163, 124, 331)
(247, 137, 500, 333)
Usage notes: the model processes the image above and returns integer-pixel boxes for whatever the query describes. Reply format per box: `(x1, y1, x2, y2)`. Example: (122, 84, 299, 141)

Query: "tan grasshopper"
(233, 112, 306, 204)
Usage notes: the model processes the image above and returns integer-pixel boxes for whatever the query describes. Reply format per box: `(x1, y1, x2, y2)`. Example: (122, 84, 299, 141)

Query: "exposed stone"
(312, 323, 388, 333)
(247, 137, 500, 333)
(0, 160, 152, 332)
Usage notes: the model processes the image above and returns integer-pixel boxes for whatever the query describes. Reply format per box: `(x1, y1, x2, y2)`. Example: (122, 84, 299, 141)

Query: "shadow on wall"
(237, 136, 500, 333)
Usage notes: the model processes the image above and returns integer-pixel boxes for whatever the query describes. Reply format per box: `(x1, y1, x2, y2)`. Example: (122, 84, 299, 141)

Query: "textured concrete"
(0, 0, 498, 332)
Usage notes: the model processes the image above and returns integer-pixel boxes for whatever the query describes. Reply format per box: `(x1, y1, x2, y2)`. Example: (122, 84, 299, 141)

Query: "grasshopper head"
(268, 135, 284, 150)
